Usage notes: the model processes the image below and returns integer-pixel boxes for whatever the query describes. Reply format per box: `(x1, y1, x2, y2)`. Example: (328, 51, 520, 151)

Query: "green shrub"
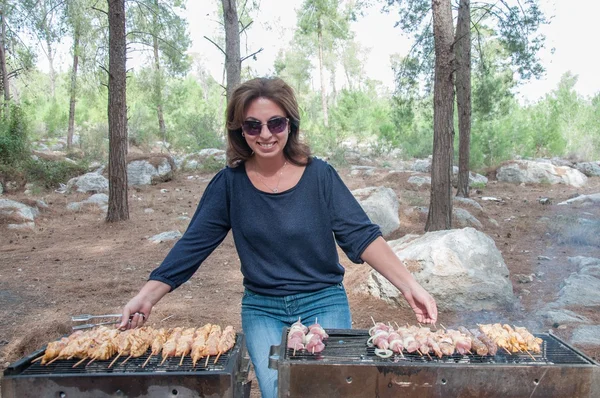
(0, 106, 30, 166)
(24, 158, 87, 189)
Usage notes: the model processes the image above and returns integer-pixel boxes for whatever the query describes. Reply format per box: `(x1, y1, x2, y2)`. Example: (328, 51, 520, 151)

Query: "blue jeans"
(241, 283, 352, 398)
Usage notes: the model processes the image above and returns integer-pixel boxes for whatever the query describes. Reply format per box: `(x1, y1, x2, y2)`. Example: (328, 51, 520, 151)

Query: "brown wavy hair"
(225, 77, 312, 167)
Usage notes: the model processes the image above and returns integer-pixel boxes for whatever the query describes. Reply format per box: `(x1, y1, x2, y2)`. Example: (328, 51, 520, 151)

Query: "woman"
(119, 77, 437, 398)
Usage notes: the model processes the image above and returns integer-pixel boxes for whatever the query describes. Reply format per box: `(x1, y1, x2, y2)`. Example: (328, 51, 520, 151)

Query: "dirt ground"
(1, 163, 599, 396)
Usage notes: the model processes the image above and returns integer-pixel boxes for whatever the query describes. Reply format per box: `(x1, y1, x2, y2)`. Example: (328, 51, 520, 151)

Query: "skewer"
(293, 346, 297, 356)
(214, 352, 222, 364)
(160, 356, 168, 366)
(108, 354, 121, 368)
(142, 354, 153, 368)
(370, 316, 376, 326)
(467, 350, 473, 355)
(426, 352, 432, 360)
(120, 355, 132, 366)
(394, 321, 400, 329)
(440, 323, 447, 330)
(85, 359, 96, 367)
(32, 355, 44, 363)
(503, 346, 512, 355)
(525, 349, 536, 361)
(179, 354, 185, 366)
(45, 357, 60, 366)
(204, 355, 210, 368)
(73, 357, 88, 368)
(416, 349, 423, 357)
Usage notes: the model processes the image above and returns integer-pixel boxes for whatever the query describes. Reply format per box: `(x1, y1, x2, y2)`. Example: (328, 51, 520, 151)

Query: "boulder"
(367, 227, 515, 311)
(67, 173, 109, 193)
(352, 186, 400, 237)
(127, 155, 174, 185)
(574, 161, 600, 177)
(496, 160, 587, 187)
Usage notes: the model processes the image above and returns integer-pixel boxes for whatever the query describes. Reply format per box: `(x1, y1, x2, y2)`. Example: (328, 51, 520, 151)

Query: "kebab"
(176, 327, 197, 366)
(215, 325, 236, 363)
(160, 327, 183, 365)
(191, 323, 212, 367)
(109, 329, 133, 368)
(204, 324, 222, 367)
(143, 328, 170, 368)
(121, 327, 154, 366)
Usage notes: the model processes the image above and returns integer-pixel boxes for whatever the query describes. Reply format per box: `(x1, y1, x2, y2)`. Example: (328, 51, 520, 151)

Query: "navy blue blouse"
(149, 157, 382, 296)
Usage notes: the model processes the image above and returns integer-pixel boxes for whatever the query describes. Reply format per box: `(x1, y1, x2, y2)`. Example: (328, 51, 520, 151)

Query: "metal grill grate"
(285, 330, 595, 365)
(21, 350, 230, 375)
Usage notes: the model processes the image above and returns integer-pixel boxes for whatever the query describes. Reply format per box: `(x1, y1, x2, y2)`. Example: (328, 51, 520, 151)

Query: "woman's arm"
(118, 280, 172, 330)
(361, 236, 438, 324)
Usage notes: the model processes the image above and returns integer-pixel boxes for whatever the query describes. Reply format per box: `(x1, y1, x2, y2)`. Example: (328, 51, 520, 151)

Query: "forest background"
(0, 0, 599, 194)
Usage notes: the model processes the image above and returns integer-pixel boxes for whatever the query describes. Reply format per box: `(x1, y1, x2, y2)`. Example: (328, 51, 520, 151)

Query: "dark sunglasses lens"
(242, 121, 262, 135)
(267, 117, 287, 134)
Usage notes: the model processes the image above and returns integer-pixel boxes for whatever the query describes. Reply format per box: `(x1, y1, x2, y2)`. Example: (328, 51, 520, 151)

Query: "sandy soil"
(1, 165, 599, 396)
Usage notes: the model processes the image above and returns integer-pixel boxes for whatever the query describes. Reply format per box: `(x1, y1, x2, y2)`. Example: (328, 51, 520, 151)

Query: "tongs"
(71, 313, 123, 330)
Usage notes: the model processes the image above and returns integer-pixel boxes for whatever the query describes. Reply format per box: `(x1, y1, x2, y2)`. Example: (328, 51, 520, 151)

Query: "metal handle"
(72, 320, 120, 330)
(71, 313, 122, 322)
(268, 344, 280, 370)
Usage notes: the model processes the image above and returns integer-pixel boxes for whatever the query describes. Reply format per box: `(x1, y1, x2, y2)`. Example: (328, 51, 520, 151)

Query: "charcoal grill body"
(270, 329, 600, 398)
(2, 334, 251, 398)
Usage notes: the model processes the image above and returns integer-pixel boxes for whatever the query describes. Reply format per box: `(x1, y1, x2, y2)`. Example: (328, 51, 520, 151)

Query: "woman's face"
(243, 97, 289, 161)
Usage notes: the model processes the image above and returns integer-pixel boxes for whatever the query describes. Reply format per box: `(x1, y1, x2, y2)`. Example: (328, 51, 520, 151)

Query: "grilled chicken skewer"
(143, 328, 169, 368)
(191, 324, 212, 367)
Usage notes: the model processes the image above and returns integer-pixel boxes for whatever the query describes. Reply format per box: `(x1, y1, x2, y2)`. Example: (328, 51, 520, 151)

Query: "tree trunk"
(67, 28, 80, 149)
(426, 0, 455, 232)
(222, 0, 241, 103)
(153, 0, 166, 145)
(317, 18, 329, 127)
(153, 28, 166, 146)
(47, 38, 56, 98)
(455, 0, 471, 198)
(106, 0, 129, 222)
(0, 9, 10, 116)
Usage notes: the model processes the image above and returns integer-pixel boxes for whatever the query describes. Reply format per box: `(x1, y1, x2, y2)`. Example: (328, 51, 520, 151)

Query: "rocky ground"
(1, 163, 599, 396)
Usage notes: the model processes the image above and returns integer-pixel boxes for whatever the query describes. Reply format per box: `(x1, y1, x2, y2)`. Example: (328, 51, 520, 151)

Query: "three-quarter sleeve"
(149, 169, 231, 290)
(324, 164, 382, 263)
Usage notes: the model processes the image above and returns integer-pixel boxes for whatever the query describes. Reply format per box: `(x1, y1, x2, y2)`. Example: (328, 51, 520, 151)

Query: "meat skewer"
(143, 328, 169, 368)
(204, 324, 222, 367)
(109, 329, 133, 368)
(191, 324, 212, 367)
(214, 325, 236, 363)
(160, 327, 183, 365)
(176, 327, 197, 366)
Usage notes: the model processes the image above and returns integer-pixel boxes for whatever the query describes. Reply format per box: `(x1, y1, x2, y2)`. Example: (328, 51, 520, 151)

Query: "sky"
(185, 0, 600, 103)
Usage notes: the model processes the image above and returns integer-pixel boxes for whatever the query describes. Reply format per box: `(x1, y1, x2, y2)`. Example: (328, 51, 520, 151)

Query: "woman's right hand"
(118, 280, 172, 330)
(119, 295, 153, 330)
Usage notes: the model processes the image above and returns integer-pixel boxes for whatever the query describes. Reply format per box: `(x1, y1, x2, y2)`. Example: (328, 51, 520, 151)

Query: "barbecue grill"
(2, 333, 251, 398)
(269, 328, 600, 398)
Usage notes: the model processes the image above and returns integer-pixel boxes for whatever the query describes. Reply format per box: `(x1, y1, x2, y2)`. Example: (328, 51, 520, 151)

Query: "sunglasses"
(242, 117, 289, 136)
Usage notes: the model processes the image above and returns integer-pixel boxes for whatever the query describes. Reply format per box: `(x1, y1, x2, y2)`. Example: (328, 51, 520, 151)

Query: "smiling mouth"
(258, 142, 276, 148)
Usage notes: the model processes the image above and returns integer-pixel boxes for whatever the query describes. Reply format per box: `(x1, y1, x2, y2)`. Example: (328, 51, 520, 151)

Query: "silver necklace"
(255, 161, 287, 193)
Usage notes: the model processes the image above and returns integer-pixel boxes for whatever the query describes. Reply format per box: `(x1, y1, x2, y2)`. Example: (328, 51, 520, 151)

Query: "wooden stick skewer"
(416, 349, 423, 357)
(179, 354, 186, 366)
(73, 357, 88, 368)
(32, 355, 44, 363)
(120, 355, 132, 366)
(525, 349, 537, 361)
(370, 316, 376, 326)
(85, 359, 96, 367)
(204, 355, 210, 368)
(214, 352, 222, 364)
(108, 354, 121, 368)
(45, 357, 61, 366)
(142, 354, 153, 368)
(159, 356, 168, 366)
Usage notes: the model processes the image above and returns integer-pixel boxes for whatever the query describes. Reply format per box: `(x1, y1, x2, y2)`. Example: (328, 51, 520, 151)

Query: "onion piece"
(374, 348, 393, 358)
